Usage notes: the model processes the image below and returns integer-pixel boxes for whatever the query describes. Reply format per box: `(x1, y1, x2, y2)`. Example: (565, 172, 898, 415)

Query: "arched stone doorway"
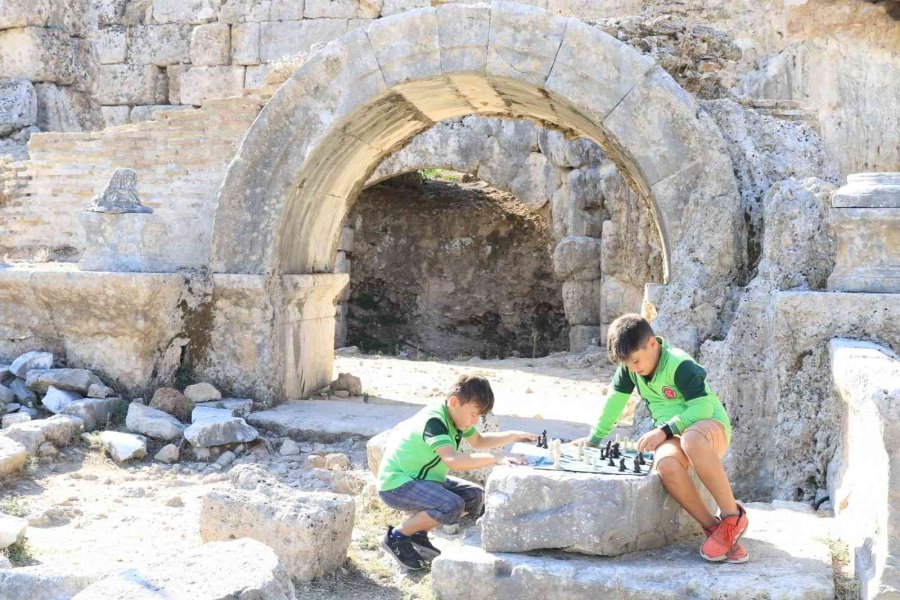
(202, 2, 742, 403)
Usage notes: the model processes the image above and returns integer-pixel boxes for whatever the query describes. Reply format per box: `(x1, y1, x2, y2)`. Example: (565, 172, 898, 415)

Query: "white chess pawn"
(577, 443, 585, 461)
(553, 439, 562, 468)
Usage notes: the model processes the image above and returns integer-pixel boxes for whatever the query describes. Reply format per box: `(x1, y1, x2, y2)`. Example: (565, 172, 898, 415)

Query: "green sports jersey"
(589, 337, 732, 445)
(378, 401, 477, 492)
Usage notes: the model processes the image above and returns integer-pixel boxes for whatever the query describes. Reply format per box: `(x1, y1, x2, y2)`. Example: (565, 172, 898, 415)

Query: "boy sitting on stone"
(574, 313, 749, 563)
(377, 374, 535, 570)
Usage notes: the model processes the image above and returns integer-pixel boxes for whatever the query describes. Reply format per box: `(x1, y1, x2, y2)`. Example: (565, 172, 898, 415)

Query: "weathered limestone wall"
(0, 97, 260, 265)
(0, 1, 102, 169)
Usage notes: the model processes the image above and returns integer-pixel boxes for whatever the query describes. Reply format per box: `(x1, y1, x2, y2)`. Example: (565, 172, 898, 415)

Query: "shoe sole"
(411, 542, 441, 561)
(701, 521, 749, 563)
(380, 538, 426, 571)
(724, 552, 749, 564)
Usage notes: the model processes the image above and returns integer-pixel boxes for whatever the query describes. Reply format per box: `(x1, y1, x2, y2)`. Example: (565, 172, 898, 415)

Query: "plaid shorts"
(379, 476, 484, 525)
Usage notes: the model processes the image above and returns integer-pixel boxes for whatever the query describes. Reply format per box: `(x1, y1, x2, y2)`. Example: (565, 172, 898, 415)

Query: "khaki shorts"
(654, 419, 728, 470)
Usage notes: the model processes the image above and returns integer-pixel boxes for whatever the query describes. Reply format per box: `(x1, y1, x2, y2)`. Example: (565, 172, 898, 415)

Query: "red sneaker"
(701, 505, 749, 562)
(703, 521, 749, 564)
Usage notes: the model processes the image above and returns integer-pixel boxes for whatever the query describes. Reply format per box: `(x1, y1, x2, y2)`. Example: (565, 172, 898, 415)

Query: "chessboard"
(510, 435, 654, 476)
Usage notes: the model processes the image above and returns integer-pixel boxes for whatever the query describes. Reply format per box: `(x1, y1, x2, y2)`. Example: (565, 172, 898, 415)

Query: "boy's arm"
(588, 366, 635, 445)
(467, 430, 537, 450)
(435, 445, 509, 470)
(664, 361, 715, 434)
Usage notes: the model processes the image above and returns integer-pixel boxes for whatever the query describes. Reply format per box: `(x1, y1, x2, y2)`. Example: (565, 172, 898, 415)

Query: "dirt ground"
(0, 350, 619, 599)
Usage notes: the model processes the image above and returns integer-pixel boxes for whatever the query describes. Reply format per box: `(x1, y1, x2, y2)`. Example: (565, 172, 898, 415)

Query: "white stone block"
(304, 0, 379, 18)
(0, 0, 51, 28)
(0, 27, 77, 85)
(151, 0, 220, 24)
(78, 211, 175, 273)
(259, 19, 349, 62)
(0, 513, 27, 549)
(34, 83, 103, 132)
(380, 0, 427, 16)
(231, 22, 260, 65)
(172, 65, 245, 105)
(128, 24, 192, 66)
(101, 105, 130, 127)
(552, 236, 602, 280)
(95, 26, 127, 64)
(244, 64, 270, 89)
(98, 431, 146, 462)
(219, 0, 273, 23)
(97, 64, 167, 105)
(270, 0, 304, 20)
(561, 279, 600, 325)
(0, 78, 37, 137)
(0, 437, 27, 477)
(126, 402, 186, 441)
(190, 23, 231, 66)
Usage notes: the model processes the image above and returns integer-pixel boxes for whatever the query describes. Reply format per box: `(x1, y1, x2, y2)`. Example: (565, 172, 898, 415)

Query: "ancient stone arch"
(202, 2, 743, 402)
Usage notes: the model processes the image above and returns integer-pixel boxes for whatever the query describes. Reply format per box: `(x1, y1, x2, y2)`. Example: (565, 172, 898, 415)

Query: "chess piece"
(541, 430, 549, 449)
(633, 457, 641, 473)
(611, 442, 620, 459)
(577, 444, 585, 461)
(605, 441, 612, 456)
(637, 452, 646, 465)
(618, 457, 626, 472)
(608, 455, 615, 467)
(552, 439, 562, 469)
(600, 447, 607, 460)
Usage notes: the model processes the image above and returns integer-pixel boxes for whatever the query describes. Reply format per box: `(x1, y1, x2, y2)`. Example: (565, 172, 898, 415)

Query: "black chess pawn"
(605, 441, 612, 455)
(618, 457, 626, 472)
(608, 455, 615, 467)
(600, 447, 607, 460)
(637, 452, 646, 465)
(633, 457, 641, 473)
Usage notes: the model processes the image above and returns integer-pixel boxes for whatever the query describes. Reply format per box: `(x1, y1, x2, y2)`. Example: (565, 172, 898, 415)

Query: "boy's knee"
(435, 494, 467, 524)
(656, 456, 686, 480)
(681, 430, 709, 456)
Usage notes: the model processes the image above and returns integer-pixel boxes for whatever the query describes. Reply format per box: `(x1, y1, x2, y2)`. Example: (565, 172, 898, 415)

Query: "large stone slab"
(98, 431, 146, 462)
(1, 415, 83, 456)
(72, 538, 295, 599)
(9, 351, 53, 379)
(432, 503, 834, 600)
(0, 27, 77, 85)
(200, 482, 355, 582)
(40, 385, 84, 414)
(0, 78, 37, 137)
(0, 565, 107, 600)
(184, 413, 258, 447)
(480, 465, 709, 556)
(60, 397, 126, 431)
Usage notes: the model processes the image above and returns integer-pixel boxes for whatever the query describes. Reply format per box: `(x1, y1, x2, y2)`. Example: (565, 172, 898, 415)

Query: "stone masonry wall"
(0, 98, 260, 266)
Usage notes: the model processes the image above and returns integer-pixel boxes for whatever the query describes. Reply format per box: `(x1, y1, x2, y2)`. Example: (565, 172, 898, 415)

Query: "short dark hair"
(449, 375, 494, 414)
(607, 313, 655, 364)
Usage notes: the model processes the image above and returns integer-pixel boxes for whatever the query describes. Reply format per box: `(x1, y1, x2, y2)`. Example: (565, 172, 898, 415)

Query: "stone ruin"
(0, 0, 898, 598)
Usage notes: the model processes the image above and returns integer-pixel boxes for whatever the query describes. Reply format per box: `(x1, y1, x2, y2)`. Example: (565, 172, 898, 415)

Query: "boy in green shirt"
(377, 375, 535, 570)
(574, 314, 749, 563)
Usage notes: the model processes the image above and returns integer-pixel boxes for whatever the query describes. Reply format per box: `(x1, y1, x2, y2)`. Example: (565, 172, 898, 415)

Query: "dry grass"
(828, 539, 861, 600)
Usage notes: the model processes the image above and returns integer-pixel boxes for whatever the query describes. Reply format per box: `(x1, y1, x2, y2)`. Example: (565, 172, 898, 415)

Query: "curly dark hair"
(606, 313, 655, 364)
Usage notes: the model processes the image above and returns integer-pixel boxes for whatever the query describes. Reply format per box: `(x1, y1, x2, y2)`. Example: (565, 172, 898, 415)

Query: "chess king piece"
(633, 456, 641, 473)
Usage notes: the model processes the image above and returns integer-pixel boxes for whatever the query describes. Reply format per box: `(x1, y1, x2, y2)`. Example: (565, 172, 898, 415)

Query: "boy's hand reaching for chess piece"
(509, 431, 539, 443)
(636, 427, 666, 452)
(570, 436, 595, 448)
(496, 454, 527, 466)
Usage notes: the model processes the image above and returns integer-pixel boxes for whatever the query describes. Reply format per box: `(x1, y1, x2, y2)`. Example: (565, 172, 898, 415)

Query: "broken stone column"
(827, 173, 900, 293)
(480, 465, 711, 556)
(77, 168, 174, 273)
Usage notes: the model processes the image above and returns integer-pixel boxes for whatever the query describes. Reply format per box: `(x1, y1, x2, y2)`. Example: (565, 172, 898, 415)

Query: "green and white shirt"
(589, 337, 732, 445)
(378, 401, 477, 492)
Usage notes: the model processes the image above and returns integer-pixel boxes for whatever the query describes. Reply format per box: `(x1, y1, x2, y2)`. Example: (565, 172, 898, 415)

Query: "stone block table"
(480, 465, 712, 556)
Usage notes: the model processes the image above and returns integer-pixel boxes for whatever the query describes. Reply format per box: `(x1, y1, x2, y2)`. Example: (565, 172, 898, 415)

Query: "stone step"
(247, 399, 596, 443)
(431, 502, 835, 600)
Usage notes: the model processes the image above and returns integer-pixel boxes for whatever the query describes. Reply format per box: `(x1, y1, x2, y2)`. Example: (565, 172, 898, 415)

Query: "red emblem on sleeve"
(662, 387, 677, 399)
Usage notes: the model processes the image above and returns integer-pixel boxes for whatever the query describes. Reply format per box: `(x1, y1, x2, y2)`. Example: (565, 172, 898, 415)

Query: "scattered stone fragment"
(279, 439, 300, 456)
(329, 373, 362, 396)
(324, 453, 349, 471)
(0, 437, 27, 476)
(193, 398, 253, 417)
(7, 379, 36, 404)
(184, 412, 258, 447)
(86, 383, 115, 399)
(25, 369, 102, 395)
(60, 397, 126, 431)
(9, 351, 53, 379)
(37, 442, 58, 458)
(306, 454, 326, 469)
(154, 443, 179, 464)
(149, 387, 193, 422)
(184, 382, 222, 404)
(0, 383, 14, 404)
(165, 496, 184, 507)
(125, 402, 186, 441)
(215, 450, 236, 468)
(2, 413, 30, 428)
(40, 386, 83, 414)
(3, 402, 21, 414)
(98, 431, 147, 462)
(0, 513, 27, 549)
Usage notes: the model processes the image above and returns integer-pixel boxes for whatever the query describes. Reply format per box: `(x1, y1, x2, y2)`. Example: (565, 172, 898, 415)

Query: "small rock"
(154, 444, 180, 464)
(37, 442, 58, 458)
(9, 351, 53, 379)
(0, 512, 27, 548)
(166, 496, 184, 507)
(330, 373, 362, 396)
(2, 402, 21, 414)
(333, 390, 350, 398)
(324, 453, 349, 471)
(215, 451, 236, 468)
(87, 383, 115, 399)
(184, 382, 222, 404)
(7, 378, 36, 404)
(98, 431, 147, 462)
(150, 387, 193, 422)
(41, 386, 83, 414)
(279, 439, 300, 456)
(0, 383, 13, 404)
(125, 402, 186, 441)
(2, 412, 30, 428)
(306, 454, 326, 469)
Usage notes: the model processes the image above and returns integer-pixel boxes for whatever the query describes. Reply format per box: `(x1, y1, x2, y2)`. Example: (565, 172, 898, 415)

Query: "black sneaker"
(381, 526, 426, 571)
(410, 531, 441, 561)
